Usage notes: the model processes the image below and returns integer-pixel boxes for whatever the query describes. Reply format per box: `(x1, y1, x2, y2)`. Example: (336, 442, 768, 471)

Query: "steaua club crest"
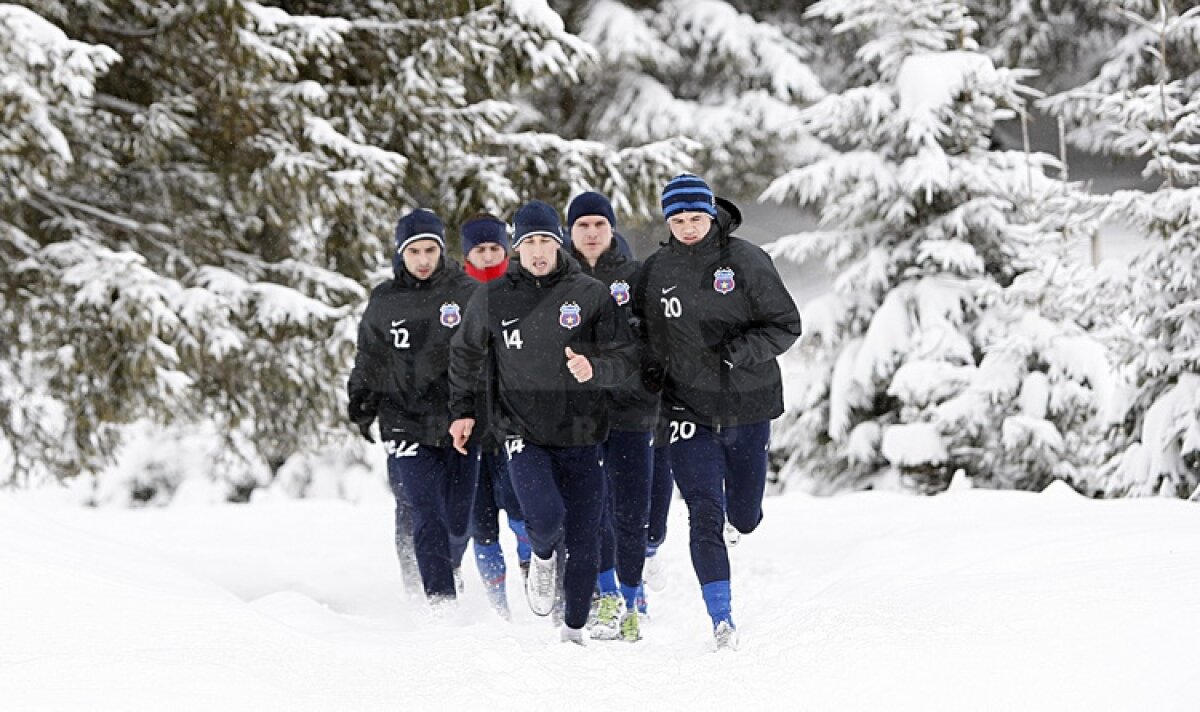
(559, 302, 582, 329)
(713, 267, 736, 295)
(609, 280, 631, 306)
(439, 302, 462, 328)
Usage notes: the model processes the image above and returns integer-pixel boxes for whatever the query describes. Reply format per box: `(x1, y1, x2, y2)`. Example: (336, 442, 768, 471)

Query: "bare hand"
(565, 346, 593, 383)
(449, 418, 475, 454)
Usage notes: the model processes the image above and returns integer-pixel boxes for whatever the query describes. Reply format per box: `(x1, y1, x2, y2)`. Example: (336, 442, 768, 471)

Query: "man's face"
(401, 240, 442, 280)
(466, 242, 507, 270)
(570, 216, 612, 264)
(667, 211, 713, 246)
(516, 234, 560, 277)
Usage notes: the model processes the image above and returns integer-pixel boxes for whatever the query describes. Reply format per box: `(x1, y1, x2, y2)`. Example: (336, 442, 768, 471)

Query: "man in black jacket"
(448, 200, 637, 644)
(347, 208, 480, 608)
(565, 191, 658, 642)
(634, 174, 803, 650)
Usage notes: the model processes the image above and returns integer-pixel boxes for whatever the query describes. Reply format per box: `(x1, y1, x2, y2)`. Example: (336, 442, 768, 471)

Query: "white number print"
(505, 437, 525, 458)
(504, 329, 524, 350)
(661, 296, 682, 319)
(669, 420, 696, 444)
(386, 440, 419, 458)
(391, 326, 410, 349)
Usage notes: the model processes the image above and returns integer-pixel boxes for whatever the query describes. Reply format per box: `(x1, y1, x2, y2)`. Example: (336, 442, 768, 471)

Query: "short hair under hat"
(394, 208, 446, 252)
(461, 213, 510, 253)
(661, 174, 717, 220)
(511, 200, 564, 248)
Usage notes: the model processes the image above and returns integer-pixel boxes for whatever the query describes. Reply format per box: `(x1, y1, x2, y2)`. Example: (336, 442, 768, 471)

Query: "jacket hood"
(715, 197, 742, 236)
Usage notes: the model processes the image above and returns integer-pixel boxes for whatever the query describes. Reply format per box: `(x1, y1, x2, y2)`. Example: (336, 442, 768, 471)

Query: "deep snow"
(3, 481, 1197, 711)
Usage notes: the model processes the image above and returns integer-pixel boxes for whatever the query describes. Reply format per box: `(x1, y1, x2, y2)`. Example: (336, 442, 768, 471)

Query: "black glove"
(641, 360, 666, 394)
(348, 390, 379, 443)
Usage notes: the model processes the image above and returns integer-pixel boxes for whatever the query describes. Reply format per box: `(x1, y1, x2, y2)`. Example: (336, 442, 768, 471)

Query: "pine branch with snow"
(1043, 0, 1200, 497)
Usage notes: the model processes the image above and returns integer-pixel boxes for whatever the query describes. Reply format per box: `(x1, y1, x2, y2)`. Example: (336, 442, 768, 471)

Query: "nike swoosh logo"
(501, 318, 520, 327)
(661, 286, 677, 294)
(391, 319, 406, 326)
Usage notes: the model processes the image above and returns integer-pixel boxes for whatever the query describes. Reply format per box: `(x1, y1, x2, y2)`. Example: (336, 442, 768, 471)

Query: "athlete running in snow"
(634, 175, 802, 650)
(448, 200, 637, 645)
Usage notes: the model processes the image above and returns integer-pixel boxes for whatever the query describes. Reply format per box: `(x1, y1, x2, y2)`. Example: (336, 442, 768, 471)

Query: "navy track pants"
(387, 441, 479, 598)
(506, 439, 605, 630)
(598, 429, 655, 588)
(667, 420, 770, 585)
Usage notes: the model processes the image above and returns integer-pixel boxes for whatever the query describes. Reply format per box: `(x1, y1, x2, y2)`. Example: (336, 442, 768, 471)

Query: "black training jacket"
(449, 252, 637, 448)
(347, 258, 478, 447)
(634, 197, 803, 428)
(574, 241, 660, 433)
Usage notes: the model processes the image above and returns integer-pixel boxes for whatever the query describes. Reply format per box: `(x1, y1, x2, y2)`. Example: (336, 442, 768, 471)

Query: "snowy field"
(4, 481, 1198, 712)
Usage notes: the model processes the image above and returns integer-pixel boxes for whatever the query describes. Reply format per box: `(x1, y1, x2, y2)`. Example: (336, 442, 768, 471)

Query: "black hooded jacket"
(347, 256, 479, 447)
(449, 251, 637, 448)
(633, 197, 803, 428)
(572, 239, 660, 433)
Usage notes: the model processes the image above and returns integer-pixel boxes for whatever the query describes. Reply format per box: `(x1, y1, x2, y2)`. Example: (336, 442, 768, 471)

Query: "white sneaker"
(714, 620, 739, 651)
(560, 625, 586, 646)
(644, 551, 667, 592)
(723, 521, 741, 548)
(525, 551, 558, 616)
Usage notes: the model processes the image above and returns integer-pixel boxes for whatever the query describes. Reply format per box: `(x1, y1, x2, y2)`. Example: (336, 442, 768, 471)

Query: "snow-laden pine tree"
(0, 1, 689, 494)
(967, 0, 1120, 92)
(540, 0, 828, 201)
(1043, 0, 1200, 498)
(1, 5, 123, 481)
(762, 0, 1110, 494)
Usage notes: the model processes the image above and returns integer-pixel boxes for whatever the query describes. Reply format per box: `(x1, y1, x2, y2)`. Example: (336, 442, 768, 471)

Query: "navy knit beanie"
(511, 200, 563, 248)
(461, 213, 510, 253)
(661, 174, 717, 220)
(394, 208, 446, 252)
(567, 191, 617, 231)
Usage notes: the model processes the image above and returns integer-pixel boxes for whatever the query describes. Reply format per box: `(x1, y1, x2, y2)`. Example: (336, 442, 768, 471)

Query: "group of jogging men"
(347, 173, 802, 650)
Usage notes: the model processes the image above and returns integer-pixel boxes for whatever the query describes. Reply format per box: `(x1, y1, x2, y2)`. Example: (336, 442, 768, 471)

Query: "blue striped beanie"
(661, 174, 717, 220)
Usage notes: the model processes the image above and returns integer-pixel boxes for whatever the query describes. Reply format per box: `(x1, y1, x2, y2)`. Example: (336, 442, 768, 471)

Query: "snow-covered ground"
(3, 481, 1197, 711)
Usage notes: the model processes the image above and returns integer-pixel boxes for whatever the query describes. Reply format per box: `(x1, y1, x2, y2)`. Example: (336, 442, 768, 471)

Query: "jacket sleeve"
(723, 251, 803, 368)
(587, 289, 639, 387)
(347, 302, 383, 424)
(448, 286, 490, 419)
(630, 255, 668, 392)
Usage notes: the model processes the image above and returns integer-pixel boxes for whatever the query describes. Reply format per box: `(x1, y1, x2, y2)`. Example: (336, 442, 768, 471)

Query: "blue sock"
(620, 582, 640, 611)
(701, 580, 733, 628)
(508, 518, 532, 562)
(474, 541, 506, 588)
(596, 567, 619, 596)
